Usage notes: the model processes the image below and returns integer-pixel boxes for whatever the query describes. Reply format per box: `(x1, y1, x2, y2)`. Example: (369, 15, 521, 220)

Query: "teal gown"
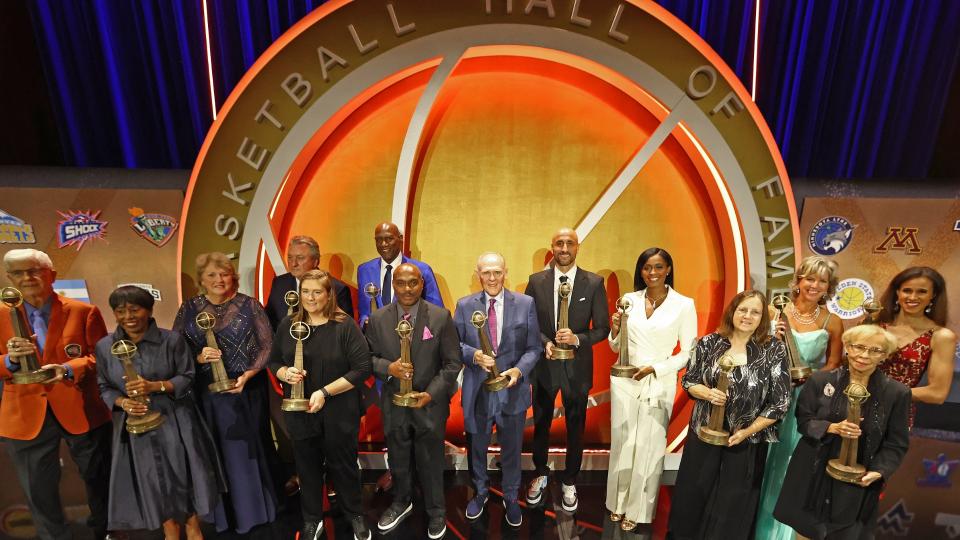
(754, 326, 830, 540)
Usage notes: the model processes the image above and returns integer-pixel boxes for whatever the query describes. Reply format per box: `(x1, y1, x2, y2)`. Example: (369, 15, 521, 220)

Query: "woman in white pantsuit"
(606, 247, 698, 531)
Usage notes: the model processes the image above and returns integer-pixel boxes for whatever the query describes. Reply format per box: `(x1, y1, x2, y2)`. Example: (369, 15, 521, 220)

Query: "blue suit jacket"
(356, 256, 443, 326)
(453, 290, 541, 434)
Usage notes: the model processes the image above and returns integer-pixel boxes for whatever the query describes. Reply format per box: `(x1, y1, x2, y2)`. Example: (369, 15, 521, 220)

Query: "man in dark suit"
(454, 252, 540, 527)
(265, 235, 354, 329)
(366, 263, 460, 540)
(523, 228, 609, 512)
(0, 249, 112, 540)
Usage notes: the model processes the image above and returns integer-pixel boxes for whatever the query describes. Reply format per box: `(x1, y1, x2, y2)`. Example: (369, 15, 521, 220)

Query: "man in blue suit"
(356, 222, 443, 327)
(453, 252, 541, 527)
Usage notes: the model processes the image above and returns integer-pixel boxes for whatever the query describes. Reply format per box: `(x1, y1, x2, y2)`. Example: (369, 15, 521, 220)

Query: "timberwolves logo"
(57, 210, 107, 251)
(827, 278, 874, 320)
(128, 207, 178, 247)
(808, 216, 855, 255)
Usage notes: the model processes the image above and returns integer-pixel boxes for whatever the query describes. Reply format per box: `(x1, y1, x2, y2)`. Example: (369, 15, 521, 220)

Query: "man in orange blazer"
(1, 249, 112, 540)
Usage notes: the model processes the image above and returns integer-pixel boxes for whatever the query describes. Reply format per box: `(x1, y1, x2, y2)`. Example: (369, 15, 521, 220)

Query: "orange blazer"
(0, 294, 112, 440)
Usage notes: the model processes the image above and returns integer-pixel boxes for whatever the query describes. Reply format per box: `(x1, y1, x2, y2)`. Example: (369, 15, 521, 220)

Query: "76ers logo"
(57, 210, 108, 251)
(808, 216, 855, 256)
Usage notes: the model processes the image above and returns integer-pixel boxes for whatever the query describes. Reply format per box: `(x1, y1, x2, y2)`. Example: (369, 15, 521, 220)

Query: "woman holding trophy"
(268, 270, 372, 540)
(173, 252, 278, 534)
(668, 290, 791, 540)
(773, 325, 910, 539)
(96, 286, 223, 538)
(756, 255, 843, 539)
(606, 247, 697, 531)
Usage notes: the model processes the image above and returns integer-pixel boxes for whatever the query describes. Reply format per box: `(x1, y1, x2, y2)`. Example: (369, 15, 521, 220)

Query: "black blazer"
(365, 301, 461, 433)
(524, 267, 609, 394)
(265, 272, 355, 330)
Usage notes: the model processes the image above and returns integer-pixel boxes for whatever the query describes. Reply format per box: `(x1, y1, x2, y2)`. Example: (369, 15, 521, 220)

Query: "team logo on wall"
(118, 282, 162, 301)
(917, 453, 959, 488)
(808, 216, 855, 256)
(57, 210, 107, 250)
(827, 278, 874, 320)
(128, 207, 178, 247)
(0, 210, 36, 244)
(874, 226, 922, 255)
(876, 499, 914, 536)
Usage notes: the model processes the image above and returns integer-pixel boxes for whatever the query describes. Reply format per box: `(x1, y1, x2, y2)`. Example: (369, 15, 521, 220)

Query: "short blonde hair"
(842, 324, 898, 355)
(195, 252, 239, 294)
(790, 255, 839, 302)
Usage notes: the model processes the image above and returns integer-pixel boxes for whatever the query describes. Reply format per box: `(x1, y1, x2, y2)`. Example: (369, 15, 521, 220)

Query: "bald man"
(365, 263, 460, 539)
(524, 228, 609, 512)
(356, 222, 443, 327)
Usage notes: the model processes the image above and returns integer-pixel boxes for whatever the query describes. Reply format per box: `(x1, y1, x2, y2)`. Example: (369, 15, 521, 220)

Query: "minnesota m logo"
(874, 227, 922, 255)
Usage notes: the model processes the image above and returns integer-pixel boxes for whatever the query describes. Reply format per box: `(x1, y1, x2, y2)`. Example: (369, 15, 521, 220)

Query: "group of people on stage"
(0, 220, 955, 540)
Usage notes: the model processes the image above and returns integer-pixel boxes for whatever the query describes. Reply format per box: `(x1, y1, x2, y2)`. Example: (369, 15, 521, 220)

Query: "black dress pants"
(531, 380, 587, 485)
(290, 425, 362, 522)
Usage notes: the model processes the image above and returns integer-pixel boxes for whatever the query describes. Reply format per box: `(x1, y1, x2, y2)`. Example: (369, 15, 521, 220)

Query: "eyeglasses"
(845, 343, 887, 359)
(7, 268, 47, 279)
(735, 307, 763, 317)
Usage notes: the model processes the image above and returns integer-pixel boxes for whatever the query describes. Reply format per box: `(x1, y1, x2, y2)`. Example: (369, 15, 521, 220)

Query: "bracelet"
(320, 387, 331, 399)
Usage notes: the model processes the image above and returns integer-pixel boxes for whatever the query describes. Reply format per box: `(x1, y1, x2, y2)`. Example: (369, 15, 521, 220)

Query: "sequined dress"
(878, 327, 934, 427)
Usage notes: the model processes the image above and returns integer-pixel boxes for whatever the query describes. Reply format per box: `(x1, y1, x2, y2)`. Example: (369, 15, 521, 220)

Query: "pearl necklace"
(790, 303, 820, 325)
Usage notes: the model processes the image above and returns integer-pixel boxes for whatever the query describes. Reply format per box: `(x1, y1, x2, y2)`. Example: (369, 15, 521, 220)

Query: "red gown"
(878, 327, 933, 427)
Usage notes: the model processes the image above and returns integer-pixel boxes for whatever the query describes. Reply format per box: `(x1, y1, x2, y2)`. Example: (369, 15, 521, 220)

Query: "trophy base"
(697, 426, 730, 446)
(610, 365, 639, 378)
(392, 392, 420, 407)
(484, 375, 510, 392)
(826, 459, 866, 483)
(126, 411, 164, 435)
(208, 378, 238, 393)
(551, 347, 575, 360)
(281, 398, 311, 412)
(10, 366, 58, 385)
(790, 365, 813, 381)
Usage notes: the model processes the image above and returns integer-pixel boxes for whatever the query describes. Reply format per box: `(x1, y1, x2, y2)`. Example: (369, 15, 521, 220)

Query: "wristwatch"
(320, 387, 331, 399)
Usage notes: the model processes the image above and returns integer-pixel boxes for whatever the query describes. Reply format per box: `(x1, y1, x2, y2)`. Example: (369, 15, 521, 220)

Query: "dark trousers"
(290, 428, 361, 522)
(531, 381, 587, 485)
(5, 410, 111, 540)
(469, 391, 524, 501)
(386, 418, 445, 520)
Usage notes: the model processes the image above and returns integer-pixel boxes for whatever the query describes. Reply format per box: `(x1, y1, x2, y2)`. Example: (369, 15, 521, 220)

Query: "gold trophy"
(391, 318, 419, 407)
(552, 280, 575, 360)
(471, 311, 510, 392)
(111, 339, 164, 434)
(364, 283, 380, 316)
(610, 296, 639, 378)
(862, 299, 883, 324)
(284, 290, 300, 317)
(772, 294, 813, 382)
(1, 287, 57, 384)
(281, 321, 311, 412)
(826, 382, 871, 483)
(195, 312, 237, 393)
(697, 353, 737, 446)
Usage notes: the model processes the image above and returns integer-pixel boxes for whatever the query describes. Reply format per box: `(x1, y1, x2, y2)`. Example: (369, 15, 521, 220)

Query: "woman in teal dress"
(755, 256, 843, 540)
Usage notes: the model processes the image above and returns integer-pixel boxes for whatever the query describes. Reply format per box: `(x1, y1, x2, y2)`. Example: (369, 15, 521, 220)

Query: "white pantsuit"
(606, 287, 697, 523)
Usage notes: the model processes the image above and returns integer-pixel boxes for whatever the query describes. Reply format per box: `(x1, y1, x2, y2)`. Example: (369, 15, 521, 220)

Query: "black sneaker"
(300, 520, 324, 540)
(350, 514, 371, 540)
(377, 501, 413, 532)
(427, 516, 447, 539)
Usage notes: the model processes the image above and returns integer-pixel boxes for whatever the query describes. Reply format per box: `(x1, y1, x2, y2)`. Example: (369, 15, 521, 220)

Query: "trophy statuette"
(284, 290, 300, 317)
(194, 311, 238, 393)
(610, 296, 639, 378)
(471, 311, 510, 392)
(772, 294, 813, 382)
(861, 299, 883, 325)
(111, 339, 164, 434)
(826, 382, 871, 483)
(363, 283, 380, 317)
(280, 321, 311, 412)
(552, 280, 575, 360)
(697, 352, 737, 446)
(1, 287, 58, 384)
(391, 318, 419, 407)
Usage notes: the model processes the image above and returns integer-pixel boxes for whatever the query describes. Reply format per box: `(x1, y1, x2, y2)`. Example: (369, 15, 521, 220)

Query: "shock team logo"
(808, 216, 855, 256)
(827, 278, 874, 320)
(128, 207, 178, 247)
(0, 210, 36, 244)
(57, 210, 107, 251)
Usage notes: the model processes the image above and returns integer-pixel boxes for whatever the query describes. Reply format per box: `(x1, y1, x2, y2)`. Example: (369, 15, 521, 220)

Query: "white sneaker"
(526, 475, 548, 505)
(561, 483, 578, 512)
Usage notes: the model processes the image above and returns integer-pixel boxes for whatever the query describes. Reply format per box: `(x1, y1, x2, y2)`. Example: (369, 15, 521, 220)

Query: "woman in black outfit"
(773, 324, 910, 539)
(268, 270, 372, 540)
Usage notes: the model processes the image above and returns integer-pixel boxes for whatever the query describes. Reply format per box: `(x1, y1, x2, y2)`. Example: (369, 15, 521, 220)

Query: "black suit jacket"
(365, 301, 461, 433)
(524, 267, 609, 394)
(265, 272, 355, 330)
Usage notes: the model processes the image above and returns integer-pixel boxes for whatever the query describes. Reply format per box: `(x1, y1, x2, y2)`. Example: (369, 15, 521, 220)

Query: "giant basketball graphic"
(180, 0, 799, 445)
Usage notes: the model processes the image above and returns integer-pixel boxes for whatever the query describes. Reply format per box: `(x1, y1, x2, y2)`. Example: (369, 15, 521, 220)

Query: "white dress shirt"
(379, 253, 403, 304)
(483, 290, 505, 351)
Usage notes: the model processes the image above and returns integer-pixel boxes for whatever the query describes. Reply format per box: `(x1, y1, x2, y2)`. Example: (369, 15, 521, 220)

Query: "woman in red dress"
(876, 266, 956, 426)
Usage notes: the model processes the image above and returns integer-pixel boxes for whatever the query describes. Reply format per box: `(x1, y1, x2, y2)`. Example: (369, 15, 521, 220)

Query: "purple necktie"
(488, 298, 498, 353)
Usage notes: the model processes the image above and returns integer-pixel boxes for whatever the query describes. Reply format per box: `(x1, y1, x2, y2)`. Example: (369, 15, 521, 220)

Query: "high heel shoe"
(610, 513, 624, 522)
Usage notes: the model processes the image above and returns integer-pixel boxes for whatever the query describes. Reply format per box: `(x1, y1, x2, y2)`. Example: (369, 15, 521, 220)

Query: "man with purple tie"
(453, 253, 541, 527)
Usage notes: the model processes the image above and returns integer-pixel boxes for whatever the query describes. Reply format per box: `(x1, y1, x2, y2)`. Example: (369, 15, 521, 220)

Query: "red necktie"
(488, 298, 498, 353)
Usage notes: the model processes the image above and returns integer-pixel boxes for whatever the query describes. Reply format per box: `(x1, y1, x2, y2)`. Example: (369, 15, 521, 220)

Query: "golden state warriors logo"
(827, 278, 874, 320)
